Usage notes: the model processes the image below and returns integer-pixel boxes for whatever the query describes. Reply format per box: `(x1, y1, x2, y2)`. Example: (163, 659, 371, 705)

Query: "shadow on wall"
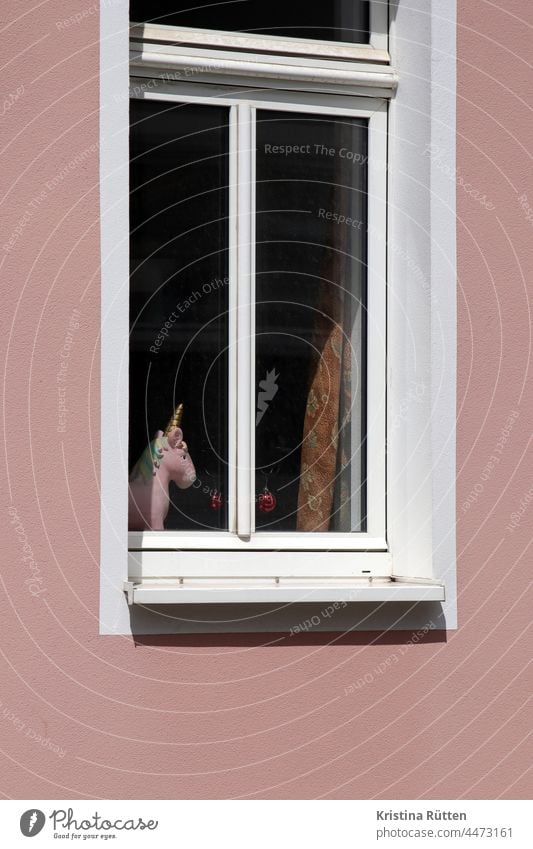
(130, 601, 448, 646)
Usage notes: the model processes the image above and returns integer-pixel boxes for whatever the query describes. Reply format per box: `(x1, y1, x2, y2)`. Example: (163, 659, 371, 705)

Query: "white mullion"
(250, 109, 257, 534)
(227, 106, 238, 533)
(236, 103, 254, 538)
(365, 104, 388, 540)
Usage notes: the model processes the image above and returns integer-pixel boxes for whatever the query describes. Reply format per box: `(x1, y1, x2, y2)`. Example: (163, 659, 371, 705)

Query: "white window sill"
(123, 577, 445, 605)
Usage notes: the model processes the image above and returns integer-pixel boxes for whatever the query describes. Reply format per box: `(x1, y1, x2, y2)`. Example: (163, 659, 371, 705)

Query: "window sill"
(123, 577, 445, 605)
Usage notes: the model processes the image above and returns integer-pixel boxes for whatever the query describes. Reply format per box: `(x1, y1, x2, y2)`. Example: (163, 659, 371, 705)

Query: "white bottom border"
(5, 800, 530, 848)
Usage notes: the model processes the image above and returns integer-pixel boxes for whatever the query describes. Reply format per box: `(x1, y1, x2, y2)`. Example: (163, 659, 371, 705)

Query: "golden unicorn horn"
(163, 403, 183, 436)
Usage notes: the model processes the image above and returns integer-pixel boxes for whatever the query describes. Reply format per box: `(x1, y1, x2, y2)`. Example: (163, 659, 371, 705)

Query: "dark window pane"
(129, 100, 229, 531)
(131, 1, 369, 44)
(255, 111, 367, 532)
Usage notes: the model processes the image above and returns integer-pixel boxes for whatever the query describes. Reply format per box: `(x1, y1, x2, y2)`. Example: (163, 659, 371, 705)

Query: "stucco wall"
(0, 0, 530, 798)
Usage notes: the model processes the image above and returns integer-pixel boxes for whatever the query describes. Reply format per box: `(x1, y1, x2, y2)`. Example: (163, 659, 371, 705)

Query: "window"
(131, 0, 371, 44)
(99, 1, 457, 629)
(129, 0, 388, 61)
(129, 91, 387, 548)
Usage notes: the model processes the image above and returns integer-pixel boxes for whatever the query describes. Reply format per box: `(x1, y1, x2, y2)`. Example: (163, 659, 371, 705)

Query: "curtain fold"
(297, 257, 351, 531)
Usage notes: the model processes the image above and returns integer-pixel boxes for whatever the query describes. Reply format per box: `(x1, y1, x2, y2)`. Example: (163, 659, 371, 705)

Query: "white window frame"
(128, 83, 387, 561)
(100, 1, 457, 633)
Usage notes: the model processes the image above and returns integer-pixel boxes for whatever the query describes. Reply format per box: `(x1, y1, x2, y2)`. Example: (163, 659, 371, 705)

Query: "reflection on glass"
(129, 100, 229, 531)
(255, 111, 367, 532)
(131, 1, 369, 44)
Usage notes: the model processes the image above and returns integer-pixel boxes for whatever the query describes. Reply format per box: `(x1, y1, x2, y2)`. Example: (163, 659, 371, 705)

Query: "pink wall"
(1, 0, 531, 799)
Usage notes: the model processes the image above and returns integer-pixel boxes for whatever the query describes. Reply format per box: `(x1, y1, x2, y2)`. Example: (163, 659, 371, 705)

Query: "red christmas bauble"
(258, 489, 277, 513)
(211, 490, 223, 510)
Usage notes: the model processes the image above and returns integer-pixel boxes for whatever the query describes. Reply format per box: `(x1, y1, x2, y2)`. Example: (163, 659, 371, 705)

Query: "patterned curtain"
(296, 264, 353, 531)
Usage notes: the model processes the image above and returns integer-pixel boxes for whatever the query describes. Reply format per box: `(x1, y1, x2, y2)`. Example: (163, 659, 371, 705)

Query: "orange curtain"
(297, 273, 352, 531)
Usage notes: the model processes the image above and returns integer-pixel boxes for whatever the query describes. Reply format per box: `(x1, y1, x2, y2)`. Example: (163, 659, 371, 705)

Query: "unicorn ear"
(154, 430, 164, 438)
(167, 427, 183, 449)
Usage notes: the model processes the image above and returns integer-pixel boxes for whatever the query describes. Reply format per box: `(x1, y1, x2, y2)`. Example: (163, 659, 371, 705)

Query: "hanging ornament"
(210, 490, 223, 511)
(258, 486, 277, 513)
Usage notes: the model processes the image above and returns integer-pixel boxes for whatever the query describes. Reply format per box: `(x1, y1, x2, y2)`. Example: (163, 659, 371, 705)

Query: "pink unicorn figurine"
(128, 404, 196, 531)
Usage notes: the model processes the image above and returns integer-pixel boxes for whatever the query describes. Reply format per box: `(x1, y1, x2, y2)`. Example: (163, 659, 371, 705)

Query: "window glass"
(129, 100, 229, 531)
(255, 111, 368, 532)
(130, 1, 370, 44)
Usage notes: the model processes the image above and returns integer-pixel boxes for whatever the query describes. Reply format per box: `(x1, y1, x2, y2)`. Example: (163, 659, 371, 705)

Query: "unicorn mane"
(129, 436, 167, 483)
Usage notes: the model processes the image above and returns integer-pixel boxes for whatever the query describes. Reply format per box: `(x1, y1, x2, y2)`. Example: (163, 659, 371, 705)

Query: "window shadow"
(129, 601, 448, 646)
